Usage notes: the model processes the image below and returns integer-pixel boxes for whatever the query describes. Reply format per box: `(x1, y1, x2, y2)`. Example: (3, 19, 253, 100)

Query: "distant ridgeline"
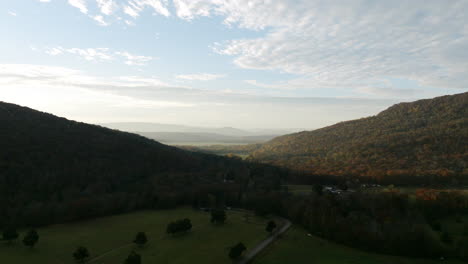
(0, 102, 284, 227)
(250, 92, 468, 184)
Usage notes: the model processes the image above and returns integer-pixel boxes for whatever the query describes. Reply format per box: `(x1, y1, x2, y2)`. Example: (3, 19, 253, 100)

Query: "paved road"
(237, 218, 292, 264)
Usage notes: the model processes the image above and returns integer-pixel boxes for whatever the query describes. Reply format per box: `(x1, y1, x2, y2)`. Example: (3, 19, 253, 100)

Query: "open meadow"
(256, 226, 466, 264)
(0, 208, 269, 264)
(3, 207, 466, 264)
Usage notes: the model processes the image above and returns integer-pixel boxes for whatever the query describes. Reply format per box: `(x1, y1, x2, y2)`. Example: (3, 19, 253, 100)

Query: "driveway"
(237, 217, 292, 264)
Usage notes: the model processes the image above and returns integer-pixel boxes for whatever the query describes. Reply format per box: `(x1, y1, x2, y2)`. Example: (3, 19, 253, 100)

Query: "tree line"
(241, 187, 468, 260)
(1, 228, 39, 248)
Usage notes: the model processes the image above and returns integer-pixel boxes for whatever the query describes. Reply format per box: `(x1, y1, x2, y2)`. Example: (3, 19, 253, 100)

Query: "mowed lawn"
(256, 226, 465, 264)
(0, 208, 269, 264)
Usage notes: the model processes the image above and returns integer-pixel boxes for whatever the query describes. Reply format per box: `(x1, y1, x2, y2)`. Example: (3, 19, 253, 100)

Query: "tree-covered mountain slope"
(250, 92, 468, 181)
(0, 102, 282, 226)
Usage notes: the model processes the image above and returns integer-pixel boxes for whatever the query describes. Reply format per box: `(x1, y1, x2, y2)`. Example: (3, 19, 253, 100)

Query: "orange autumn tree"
(415, 189, 438, 201)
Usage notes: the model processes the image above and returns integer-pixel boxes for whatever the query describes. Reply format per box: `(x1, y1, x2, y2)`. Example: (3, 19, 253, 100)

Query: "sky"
(0, 0, 467, 129)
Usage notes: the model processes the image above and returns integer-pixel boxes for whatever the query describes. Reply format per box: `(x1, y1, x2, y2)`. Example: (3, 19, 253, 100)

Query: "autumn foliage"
(250, 92, 468, 183)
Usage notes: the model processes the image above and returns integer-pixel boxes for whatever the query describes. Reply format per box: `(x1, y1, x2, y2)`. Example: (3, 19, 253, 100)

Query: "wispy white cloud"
(115, 51, 154, 66)
(92, 15, 109, 26)
(8, 11, 17, 16)
(245, 80, 280, 89)
(35, 0, 468, 98)
(0, 64, 400, 129)
(0, 64, 199, 110)
(68, 0, 88, 14)
(172, 0, 213, 20)
(0, 64, 172, 95)
(96, 0, 118, 15)
(0, 64, 199, 126)
(123, 4, 140, 18)
(118, 76, 168, 86)
(67, 48, 114, 61)
(44, 46, 154, 66)
(124, 19, 135, 26)
(174, 0, 468, 94)
(123, 0, 170, 18)
(45, 47, 113, 61)
(45, 47, 65, 56)
(176, 73, 225, 81)
(57, 0, 172, 24)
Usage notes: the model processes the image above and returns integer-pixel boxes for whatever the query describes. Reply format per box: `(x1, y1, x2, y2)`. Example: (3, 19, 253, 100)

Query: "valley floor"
(256, 226, 465, 264)
(2, 208, 465, 264)
(0, 208, 268, 264)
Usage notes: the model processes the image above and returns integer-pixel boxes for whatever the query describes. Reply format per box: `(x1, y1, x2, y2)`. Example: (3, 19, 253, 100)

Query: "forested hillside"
(0, 102, 283, 227)
(250, 92, 468, 183)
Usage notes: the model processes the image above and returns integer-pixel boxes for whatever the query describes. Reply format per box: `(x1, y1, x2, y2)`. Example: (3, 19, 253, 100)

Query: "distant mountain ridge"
(250, 92, 468, 182)
(138, 132, 277, 145)
(100, 122, 295, 136)
(100, 122, 295, 145)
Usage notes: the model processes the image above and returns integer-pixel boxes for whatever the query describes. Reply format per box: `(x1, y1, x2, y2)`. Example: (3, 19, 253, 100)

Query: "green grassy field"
(0, 208, 268, 264)
(4, 208, 466, 264)
(284, 184, 313, 195)
(256, 226, 465, 264)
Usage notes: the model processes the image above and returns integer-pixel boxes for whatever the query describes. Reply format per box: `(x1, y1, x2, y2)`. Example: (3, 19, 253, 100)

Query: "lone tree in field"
(166, 218, 192, 235)
(228, 242, 247, 260)
(266, 220, 277, 234)
(2, 227, 19, 243)
(181, 218, 192, 232)
(166, 222, 177, 235)
(73, 246, 90, 263)
(211, 209, 227, 224)
(124, 251, 142, 264)
(23, 229, 39, 248)
(133, 232, 148, 248)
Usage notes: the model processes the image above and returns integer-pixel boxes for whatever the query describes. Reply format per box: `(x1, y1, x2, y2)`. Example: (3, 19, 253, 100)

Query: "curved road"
(237, 218, 292, 264)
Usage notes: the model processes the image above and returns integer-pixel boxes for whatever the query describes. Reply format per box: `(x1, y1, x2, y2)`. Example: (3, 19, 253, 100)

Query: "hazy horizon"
(1, 95, 402, 130)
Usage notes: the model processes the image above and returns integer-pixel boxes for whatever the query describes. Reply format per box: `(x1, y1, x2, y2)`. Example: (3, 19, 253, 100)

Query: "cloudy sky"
(1, 0, 467, 129)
